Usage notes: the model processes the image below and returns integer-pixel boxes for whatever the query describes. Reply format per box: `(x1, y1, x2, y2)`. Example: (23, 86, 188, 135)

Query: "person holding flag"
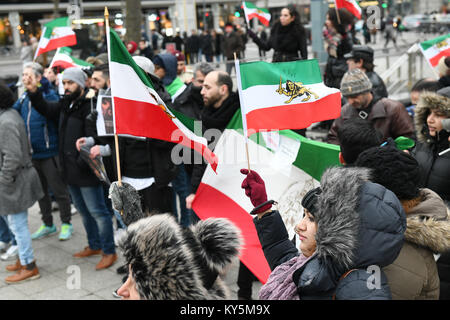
(24, 67, 117, 271)
(247, 4, 308, 62)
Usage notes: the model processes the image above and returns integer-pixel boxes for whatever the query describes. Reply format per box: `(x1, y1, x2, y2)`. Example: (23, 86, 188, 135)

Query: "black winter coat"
(248, 21, 308, 62)
(366, 71, 388, 98)
(324, 35, 353, 89)
(190, 92, 240, 192)
(254, 167, 406, 300)
(29, 90, 100, 187)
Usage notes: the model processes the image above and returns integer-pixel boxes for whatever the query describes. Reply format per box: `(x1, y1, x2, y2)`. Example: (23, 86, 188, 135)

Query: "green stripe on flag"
(420, 33, 450, 51)
(239, 59, 324, 90)
(109, 29, 155, 90)
(44, 17, 70, 38)
(226, 110, 341, 181)
(244, 1, 269, 13)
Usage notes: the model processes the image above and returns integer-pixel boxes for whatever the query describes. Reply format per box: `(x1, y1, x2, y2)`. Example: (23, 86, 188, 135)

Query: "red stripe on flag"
(193, 183, 271, 284)
(51, 60, 75, 69)
(36, 34, 77, 57)
(114, 97, 218, 171)
(247, 13, 270, 26)
(429, 47, 450, 67)
(245, 92, 341, 135)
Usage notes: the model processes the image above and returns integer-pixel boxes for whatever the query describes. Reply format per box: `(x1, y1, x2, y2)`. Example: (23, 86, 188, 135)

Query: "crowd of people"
(0, 4, 449, 301)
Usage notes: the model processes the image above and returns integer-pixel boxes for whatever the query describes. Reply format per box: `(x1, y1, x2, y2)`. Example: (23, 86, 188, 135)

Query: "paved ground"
(0, 203, 263, 300)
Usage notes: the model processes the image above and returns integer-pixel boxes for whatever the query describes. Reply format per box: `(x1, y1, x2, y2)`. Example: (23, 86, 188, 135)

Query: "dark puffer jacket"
(13, 77, 60, 159)
(254, 166, 406, 299)
(248, 21, 308, 62)
(28, 89, 100, 187)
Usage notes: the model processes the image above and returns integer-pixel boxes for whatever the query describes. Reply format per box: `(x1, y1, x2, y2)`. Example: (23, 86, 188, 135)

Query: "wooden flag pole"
(233, 51, 251, 172)
(105, 6, 123, 193)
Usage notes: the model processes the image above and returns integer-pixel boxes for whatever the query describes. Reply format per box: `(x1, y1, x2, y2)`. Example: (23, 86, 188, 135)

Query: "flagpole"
(334, 1, 341, 24)
(234, 52, 251, 172)
(105, 7, 123, 190)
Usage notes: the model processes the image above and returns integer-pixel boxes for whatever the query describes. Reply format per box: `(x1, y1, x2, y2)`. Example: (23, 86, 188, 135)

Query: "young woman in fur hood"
(356, 145, 450, 299)
(410, 88, 450, 300)
(108, 182, 242, 300)
(240, 165, 406, 300)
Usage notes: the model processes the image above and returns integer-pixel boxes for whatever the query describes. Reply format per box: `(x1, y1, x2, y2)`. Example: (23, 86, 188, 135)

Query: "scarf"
(259, 254, 312, 300)
(200, 92, 239, 131)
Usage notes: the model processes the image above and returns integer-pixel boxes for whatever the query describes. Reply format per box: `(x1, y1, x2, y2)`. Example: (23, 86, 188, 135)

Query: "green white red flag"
(192, 111, 340, 283)
(49, 47, 93, 70)
(235, 59, 341, 137)
(419, 33, 450, 68)
(242, 1, 271, 27)
(107, 26, 218, 171)
(34, 17, 77, 60)
(335, 0, 362, 19)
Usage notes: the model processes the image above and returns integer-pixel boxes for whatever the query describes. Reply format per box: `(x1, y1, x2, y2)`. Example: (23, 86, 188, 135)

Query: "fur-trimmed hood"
(404, 188, 450, 253)
(119, 214, 242, 300)
(315, 166, 406, 270)
(414, 91, 450, 144)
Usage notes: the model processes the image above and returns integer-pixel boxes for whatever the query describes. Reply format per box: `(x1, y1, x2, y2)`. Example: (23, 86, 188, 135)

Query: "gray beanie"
(340, 68, 372, 97)
(62, 67, 87, 89)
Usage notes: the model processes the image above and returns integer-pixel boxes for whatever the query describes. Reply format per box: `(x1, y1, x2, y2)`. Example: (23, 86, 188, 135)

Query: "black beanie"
(0, 83, 13, 110)
(301, 187, 322, 216)
(355, 146, 420, 200)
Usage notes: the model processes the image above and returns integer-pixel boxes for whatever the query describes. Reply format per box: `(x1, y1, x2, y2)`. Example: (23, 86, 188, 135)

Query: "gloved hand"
(86, 109, 98, 123)
(240, 169, 272, 214)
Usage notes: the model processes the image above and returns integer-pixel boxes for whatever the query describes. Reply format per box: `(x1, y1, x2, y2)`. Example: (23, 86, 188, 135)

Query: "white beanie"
(133, 56, 155, 76)
(62, 67, 87, 89)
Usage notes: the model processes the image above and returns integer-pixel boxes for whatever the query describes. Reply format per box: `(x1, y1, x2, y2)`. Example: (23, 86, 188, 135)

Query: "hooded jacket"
(412, 91, 450, 203)
(13, 77, 60, 159)
(118, 213, 241, 299)
(255, 166, 406, 300)
(383, 188, 450, 299)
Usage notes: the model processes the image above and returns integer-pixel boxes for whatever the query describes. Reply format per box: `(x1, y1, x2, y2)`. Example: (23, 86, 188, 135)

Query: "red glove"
(240, 169, 273, 214)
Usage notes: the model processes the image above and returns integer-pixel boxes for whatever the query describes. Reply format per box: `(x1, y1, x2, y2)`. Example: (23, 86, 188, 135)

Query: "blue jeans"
(0, 215, 16, 244)
(7, 212, 34, 265)
(68, 185, 115, 255)
(171, 164, 194, 227)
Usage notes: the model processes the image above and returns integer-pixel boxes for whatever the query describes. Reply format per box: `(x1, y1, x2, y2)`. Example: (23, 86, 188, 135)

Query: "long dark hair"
(0, 82, 14, 110)
(281, 4, 305, 32)
(327, 8, 354, 35)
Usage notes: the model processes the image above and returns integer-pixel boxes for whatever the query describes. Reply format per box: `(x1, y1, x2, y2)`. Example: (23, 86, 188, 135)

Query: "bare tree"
(125, 0, 142, 43)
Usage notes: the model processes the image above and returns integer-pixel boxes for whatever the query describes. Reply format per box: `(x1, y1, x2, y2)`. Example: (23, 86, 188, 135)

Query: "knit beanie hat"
(301, 187, 322, 216)
(173, 50, 185, 62)
(340, 68, 373, 97)
(355, 146, 420, 200)
(437, 56, 450, 77)
(62, 67, 87, 89)
(133, 56, 155, 76)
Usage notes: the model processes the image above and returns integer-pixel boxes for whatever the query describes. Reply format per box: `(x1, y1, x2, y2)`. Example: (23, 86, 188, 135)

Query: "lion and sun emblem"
(276, 76, 319, 104)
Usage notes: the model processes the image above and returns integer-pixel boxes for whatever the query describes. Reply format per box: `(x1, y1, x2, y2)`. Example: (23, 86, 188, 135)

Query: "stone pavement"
(0, 203, 262, 300)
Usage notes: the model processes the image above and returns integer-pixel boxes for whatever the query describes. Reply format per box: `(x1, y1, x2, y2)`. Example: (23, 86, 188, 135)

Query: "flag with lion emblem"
(235, 59, 341, 137)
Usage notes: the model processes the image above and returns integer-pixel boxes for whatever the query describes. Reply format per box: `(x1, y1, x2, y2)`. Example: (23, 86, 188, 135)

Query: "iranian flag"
(419, 33, 450, 68)
(235, 59, 341, 137)
(49, 47, 93, 69)
(192, 111, 340, 283)
(335, 0, 362, 20)
(242, 1, 271, 27)
(34, 17, 77, 60)
(107, 26, 218, 171)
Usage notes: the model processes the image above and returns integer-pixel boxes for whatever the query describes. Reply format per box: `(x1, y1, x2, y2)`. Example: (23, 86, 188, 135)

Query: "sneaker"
(59, 223, 73, 241)
(1, 245, 18, 261)
(71, 205, 78, 216)
(0, 241, 8, 252)
(31, 224, 57, 240)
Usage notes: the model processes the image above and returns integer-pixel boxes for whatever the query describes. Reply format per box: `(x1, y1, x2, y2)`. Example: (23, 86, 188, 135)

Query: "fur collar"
(403, 188, 450, 253)
(414, 91, 450, 144)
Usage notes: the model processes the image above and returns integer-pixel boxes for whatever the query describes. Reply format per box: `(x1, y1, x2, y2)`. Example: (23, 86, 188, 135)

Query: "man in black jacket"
(25, 67, 117, 271)
(344, 45, 388, 98)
